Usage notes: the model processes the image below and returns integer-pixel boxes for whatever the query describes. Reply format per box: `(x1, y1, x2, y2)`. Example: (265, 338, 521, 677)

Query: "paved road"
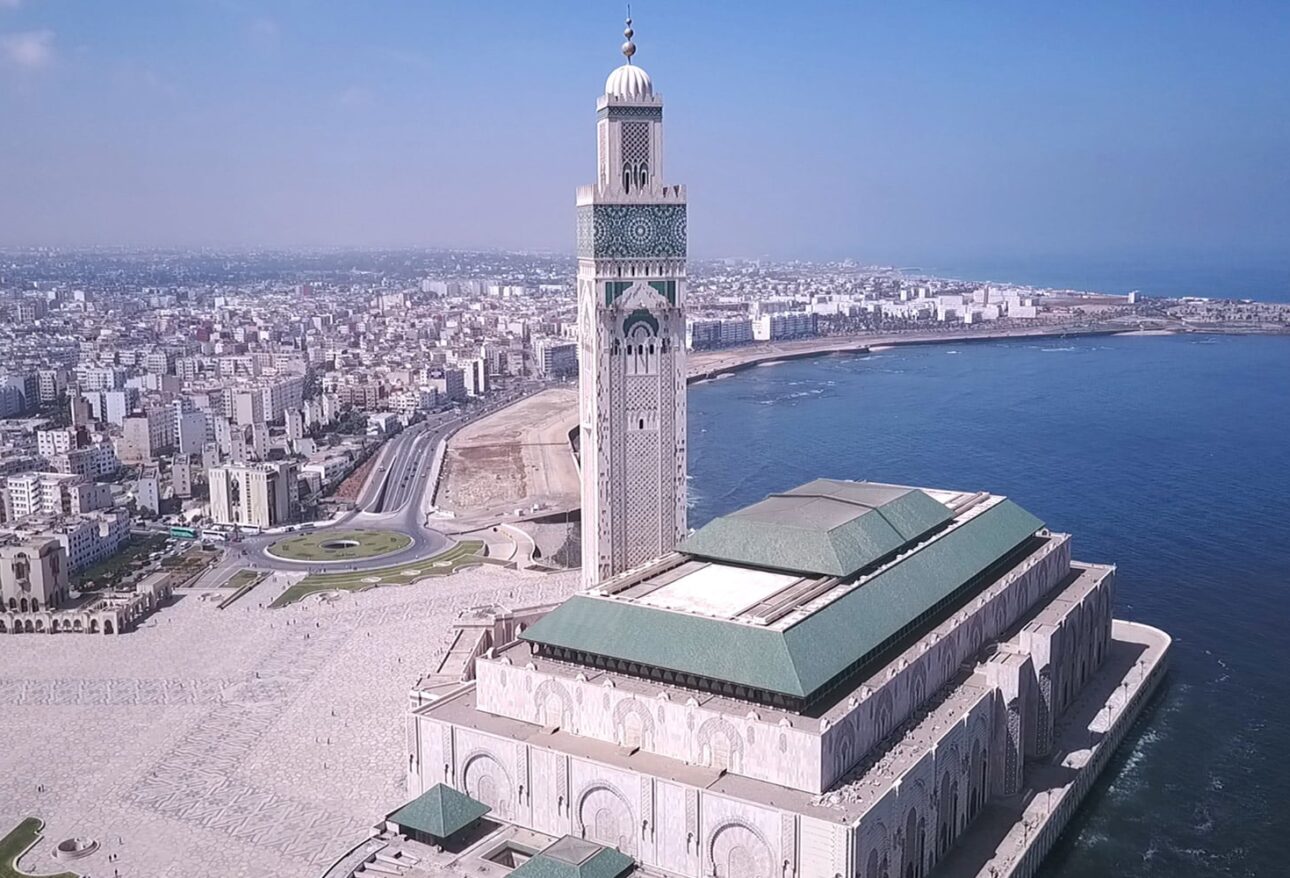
(237, 385, 543, 573)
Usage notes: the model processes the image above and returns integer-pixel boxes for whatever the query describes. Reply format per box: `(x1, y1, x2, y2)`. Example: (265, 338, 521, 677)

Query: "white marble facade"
(407, 532, 1117, 878)
(578, 43, 688, 588)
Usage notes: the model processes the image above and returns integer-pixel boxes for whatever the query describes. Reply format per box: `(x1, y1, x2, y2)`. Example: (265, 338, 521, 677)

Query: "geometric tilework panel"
(577, 204, 687, 259)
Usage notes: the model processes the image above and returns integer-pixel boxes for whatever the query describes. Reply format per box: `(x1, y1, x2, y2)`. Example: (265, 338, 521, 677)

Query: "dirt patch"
(438, 388, 579, 515)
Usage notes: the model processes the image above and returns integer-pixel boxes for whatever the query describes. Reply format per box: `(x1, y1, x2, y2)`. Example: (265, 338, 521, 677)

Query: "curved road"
(236, 387, 539, 573)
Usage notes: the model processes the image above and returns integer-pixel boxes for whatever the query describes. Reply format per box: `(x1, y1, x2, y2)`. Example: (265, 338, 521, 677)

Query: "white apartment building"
(752, 312, 818, 341)
(5, 472, 113, 520)
(36, 428, 75, 458)
(50, 443, 119, 480)
(687, 317, 755, 350)
(533, 338, 578, 377)
(207, 461, 297, 530)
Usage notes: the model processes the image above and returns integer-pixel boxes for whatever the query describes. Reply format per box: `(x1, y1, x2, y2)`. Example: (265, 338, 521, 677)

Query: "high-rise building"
(207, 461, 297, 530)
(578, 20, 687, 586)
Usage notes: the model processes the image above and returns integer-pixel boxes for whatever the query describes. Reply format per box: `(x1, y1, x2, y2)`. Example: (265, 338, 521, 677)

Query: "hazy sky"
(2, 1, 1288, 265)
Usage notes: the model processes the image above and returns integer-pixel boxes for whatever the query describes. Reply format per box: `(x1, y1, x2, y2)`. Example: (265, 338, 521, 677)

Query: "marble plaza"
(0, 566, 579, 878)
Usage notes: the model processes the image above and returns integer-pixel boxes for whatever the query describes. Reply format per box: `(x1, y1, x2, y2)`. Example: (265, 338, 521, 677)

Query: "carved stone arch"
(460, 750, 514, 819)
(968, 613, 986, 652)
(612, 697, 656, 749)
(534, 679, 575, 730)
(706, 819, 773, 878)
(905, 776, 933, 817)
(937, 642, 957, 687)
(909, 663, 929, 711)
(833, 724, 857, 780)
(862, 819, 891, 878)
(576, 782, 636, 855)
(991, 598, 1007, 634)
(874, 687, 896, 742)
(697, 716, 744, 772)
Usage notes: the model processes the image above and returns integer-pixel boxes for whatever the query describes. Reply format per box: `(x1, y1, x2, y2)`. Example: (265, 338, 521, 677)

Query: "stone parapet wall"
(818, 535, 1071, 790)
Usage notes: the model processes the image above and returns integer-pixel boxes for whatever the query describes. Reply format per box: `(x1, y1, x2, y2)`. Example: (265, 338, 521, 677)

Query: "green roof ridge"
(523, 498, 1043, 701)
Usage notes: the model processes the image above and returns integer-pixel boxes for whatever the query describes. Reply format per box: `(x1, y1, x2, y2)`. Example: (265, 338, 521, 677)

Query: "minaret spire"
(578, 10, 688, 586)
(622, 9, 636, 64)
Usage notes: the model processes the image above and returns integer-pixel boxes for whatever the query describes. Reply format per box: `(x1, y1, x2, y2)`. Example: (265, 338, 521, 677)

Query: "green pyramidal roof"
(678, 479, 955, 577)
(509, 836, 634, 878)
(387, 783, 490, 839)
(523, 496, 1043, 701)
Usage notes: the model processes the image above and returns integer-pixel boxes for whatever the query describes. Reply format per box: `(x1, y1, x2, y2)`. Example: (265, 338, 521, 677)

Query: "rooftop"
(521, 480, 1045, 704)
(387, 783, 490, 840)
(679, 479, 955, 578)
(510, 835, 634, 878)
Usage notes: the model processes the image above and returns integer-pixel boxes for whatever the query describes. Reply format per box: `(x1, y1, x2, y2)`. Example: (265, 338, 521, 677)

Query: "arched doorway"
(461, 753, 512, 820)
(578, 786, 635, 855)
(709, 822, 772, 878)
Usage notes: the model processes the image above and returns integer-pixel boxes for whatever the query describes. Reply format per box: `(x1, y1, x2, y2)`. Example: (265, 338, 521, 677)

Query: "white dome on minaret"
(605, 63, 653, 99)
(604, 15, 653, 99)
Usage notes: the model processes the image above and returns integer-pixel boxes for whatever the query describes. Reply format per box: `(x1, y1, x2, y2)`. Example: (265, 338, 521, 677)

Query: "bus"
(169, 526, 198, 540)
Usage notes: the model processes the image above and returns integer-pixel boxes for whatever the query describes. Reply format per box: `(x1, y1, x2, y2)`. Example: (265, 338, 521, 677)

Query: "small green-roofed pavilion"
(387, 783, 490, 842)
(508, 836, 634, 878)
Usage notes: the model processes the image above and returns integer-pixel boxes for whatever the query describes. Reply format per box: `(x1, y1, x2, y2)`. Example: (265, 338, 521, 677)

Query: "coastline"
(686, 323, 1127, 382)
(438, 321, 1283, 526)
(436, 323, 1128, 523)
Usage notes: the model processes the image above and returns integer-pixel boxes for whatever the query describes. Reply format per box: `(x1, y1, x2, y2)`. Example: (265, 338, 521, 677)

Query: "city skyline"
(2, 1, 1288, 268)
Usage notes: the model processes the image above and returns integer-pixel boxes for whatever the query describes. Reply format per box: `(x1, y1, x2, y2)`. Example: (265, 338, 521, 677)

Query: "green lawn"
(224, 569, 264, 590)
(268, 540, 488, 608)
(266, 529, 413, 561)
(0, 818, 77, 878)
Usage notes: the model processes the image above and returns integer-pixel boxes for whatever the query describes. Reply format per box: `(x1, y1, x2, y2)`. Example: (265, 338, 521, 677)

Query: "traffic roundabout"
(265, 529, 413, 563)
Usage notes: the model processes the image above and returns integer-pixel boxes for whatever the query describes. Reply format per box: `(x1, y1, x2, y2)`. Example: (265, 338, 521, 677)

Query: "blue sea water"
(687, 334, 1290, 877)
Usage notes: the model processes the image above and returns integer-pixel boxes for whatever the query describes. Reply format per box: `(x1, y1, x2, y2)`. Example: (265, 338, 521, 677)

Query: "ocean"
(687, 333, 1290, 877)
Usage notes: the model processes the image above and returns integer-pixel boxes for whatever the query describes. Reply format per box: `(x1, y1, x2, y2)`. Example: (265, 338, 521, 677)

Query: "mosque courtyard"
(0, 565, 579, 878)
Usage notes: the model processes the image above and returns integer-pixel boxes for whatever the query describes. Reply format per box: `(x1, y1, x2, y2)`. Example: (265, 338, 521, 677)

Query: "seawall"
(944, 619, 1172, 878)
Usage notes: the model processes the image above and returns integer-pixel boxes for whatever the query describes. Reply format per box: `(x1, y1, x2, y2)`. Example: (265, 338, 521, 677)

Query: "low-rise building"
(367, 412, 402, 438)
(533, 338, 578, 376)
(4, 472, 114, 520)
(0, 536, 68, 612)
(50, 442, 120, 479)
(752, 311, 817, 341)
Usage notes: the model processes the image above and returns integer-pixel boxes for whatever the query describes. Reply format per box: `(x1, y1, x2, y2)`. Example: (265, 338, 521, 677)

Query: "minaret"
(577, 16, 688, 587)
